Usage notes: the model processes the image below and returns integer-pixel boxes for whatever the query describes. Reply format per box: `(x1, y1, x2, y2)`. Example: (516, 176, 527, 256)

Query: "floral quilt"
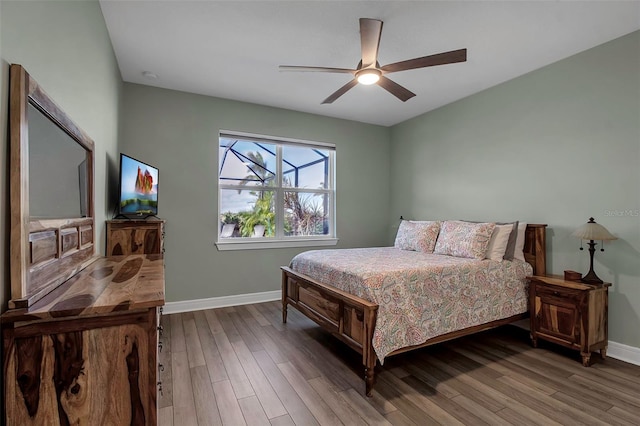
(290, 247, 532, 362)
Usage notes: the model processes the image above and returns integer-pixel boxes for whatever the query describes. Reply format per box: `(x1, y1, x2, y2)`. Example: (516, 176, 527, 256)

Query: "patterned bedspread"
(290, 247, 533, 361)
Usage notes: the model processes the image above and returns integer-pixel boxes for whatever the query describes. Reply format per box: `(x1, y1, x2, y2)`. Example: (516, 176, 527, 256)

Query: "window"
(217, 131, 336, 250)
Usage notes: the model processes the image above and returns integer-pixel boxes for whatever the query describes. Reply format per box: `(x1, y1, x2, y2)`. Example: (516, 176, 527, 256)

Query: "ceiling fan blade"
(377, 76, 416, 102)
(279, 65, 356, 74)
(381, 48, 467, 73)
(360, 18, 383, 68)
(322, 79, 358, 104)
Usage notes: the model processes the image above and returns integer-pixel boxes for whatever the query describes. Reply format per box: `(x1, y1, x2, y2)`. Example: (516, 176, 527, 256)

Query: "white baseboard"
(163, 291, 640, 367)
(607, 340, 640, 366)
(163, 290, 280, 314)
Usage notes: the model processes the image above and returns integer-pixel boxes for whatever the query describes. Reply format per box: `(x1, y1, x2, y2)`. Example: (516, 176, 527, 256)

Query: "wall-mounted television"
(118, 153, 159, 217)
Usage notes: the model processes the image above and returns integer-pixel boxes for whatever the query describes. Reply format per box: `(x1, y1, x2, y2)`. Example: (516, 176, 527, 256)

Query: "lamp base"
(581, 270, 604, 285)
(580, 239, 604, 285)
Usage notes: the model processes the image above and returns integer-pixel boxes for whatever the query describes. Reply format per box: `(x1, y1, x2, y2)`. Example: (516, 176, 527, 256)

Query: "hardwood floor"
(158, 302, 640, 425)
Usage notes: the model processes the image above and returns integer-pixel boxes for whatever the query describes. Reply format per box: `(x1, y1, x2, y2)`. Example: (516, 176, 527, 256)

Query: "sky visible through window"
(219, 138, 329, 213)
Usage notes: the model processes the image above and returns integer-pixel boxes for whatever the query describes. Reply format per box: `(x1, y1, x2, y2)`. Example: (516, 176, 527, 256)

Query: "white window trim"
(217, 130, 336, 250)
(215, 237, 339, 251)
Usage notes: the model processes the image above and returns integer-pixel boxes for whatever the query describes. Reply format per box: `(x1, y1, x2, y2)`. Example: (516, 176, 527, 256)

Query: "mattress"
(290, 247, 533, 361)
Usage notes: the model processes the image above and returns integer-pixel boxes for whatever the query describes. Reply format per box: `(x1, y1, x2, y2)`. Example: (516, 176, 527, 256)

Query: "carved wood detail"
(79, 226, 92, 247)
(60, 227, 79, 256)
(29, 230, 57, 265)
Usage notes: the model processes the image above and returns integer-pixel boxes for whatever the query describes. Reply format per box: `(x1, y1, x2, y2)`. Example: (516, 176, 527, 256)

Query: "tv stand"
(107, 219, 165, 256)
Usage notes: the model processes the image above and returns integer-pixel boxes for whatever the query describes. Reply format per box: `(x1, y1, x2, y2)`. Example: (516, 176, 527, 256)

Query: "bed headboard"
(524, 224, 547, 276)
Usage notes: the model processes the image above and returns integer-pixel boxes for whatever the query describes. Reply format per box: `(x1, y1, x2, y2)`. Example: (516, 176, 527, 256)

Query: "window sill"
(215, 238, 339, 251)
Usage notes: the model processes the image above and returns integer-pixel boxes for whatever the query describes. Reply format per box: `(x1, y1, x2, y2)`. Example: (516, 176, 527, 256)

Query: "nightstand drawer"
(534, 284, 583, 302)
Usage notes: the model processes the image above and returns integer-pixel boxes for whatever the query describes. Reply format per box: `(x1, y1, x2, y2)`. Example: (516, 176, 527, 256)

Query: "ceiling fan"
(279, 18, 467, 104)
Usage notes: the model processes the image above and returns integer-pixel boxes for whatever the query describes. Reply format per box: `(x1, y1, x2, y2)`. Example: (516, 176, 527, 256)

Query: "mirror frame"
(9, 64, 97, 308)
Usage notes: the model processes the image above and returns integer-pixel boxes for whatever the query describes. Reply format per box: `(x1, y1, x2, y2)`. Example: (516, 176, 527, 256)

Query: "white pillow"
(513, 222, 527, 262)
(485, 224, 514, 261)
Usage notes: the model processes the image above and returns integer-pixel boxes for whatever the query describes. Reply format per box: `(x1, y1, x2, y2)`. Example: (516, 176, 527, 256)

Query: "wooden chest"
(107, 219, 165, 256)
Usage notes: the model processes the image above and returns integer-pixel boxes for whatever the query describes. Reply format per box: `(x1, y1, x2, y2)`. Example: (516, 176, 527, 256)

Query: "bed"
(281, 223, 546, 396)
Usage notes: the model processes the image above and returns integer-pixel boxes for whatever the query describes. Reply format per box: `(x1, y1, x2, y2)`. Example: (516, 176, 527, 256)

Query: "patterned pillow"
(394, 220, 441, 253)
(434, 221, 496, 259)
(461, 219, 519, 260)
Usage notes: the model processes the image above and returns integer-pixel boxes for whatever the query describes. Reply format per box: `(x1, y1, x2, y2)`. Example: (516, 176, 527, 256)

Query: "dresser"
(107, 219, 165, 256)
(2, 255, 165, 425)
(529, 275, 609, 366)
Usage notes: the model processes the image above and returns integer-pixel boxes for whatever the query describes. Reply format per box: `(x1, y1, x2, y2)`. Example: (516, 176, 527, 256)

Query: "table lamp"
(571, 217, 617, 284)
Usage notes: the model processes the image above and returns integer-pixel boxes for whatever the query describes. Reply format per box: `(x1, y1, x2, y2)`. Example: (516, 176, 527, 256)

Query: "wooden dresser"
(529, 275, 609, 366)
(107, 219, 165, 256)
(2, 255, 165, 425)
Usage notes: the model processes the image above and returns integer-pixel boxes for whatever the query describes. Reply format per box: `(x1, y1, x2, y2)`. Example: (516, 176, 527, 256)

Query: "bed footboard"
(281, 266, 379, 396)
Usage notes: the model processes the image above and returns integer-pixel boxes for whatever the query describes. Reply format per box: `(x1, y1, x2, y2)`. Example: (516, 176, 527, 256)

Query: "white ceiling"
(99, 1, 640, 127)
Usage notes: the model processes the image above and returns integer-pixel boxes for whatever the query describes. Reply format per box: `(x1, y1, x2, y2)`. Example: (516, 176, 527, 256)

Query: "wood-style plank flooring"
(158, 302, 640, 425)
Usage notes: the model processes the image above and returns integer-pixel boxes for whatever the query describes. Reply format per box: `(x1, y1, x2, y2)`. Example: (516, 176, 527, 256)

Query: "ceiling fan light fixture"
(280, 18, 467, 103)
(356, 69, 381, 85)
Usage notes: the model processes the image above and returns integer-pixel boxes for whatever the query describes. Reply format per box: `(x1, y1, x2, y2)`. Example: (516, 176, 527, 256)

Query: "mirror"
(9, 64, 96, 308)
(28, 103, 90, 218)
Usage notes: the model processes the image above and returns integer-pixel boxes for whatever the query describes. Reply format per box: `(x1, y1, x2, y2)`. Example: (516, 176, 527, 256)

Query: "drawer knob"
(157, 325, 164, 336)
(158, 341, 163, 352)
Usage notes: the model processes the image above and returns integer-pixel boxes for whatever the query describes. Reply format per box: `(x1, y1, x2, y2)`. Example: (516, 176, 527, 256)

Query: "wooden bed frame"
(281, 224, 547, 396)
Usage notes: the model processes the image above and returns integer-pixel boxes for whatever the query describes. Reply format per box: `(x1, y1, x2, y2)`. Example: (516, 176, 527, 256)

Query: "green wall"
(389, 31, 640, 348)
(0, 0, 122, 310)
(119, 83, 391, 302)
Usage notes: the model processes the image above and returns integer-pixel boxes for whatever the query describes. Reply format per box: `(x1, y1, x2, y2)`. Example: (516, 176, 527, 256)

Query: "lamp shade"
(571, 217, 617, 241)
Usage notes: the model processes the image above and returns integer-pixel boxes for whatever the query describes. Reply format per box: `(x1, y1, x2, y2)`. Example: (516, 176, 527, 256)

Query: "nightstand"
(528, 275, 610, 366)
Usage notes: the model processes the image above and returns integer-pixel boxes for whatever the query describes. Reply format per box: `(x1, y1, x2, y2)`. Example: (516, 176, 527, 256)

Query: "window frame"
(216, 130, 338, 251)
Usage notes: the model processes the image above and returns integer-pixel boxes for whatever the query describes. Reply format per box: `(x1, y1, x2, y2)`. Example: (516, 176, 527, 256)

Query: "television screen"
(118, 154, 159, 216)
